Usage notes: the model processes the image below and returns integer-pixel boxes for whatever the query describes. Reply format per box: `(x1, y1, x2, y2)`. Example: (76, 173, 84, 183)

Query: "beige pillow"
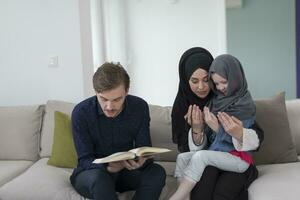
(286, 99, 300, 154)
(253, 92, 298, 165)
(0, 105, 44, 161)
(149, 105, 179, 162)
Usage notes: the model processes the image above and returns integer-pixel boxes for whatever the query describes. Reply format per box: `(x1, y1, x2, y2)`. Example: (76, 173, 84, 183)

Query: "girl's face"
(189, 68, 210, 98)
(211, 73, 228, 95)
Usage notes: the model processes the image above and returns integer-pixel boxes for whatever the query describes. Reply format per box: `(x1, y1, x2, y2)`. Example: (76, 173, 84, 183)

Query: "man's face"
(96, 84, 128, 118)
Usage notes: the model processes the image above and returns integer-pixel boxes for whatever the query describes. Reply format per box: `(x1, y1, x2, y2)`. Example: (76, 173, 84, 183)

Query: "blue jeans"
(71, 163, 166, 200)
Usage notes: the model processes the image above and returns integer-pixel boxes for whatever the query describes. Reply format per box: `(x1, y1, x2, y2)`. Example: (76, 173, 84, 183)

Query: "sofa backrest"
(3, 98, 298, 162)
(286, 99, 300, 155)
(0, 105, 44, 161)
(38, 100, 178, 161)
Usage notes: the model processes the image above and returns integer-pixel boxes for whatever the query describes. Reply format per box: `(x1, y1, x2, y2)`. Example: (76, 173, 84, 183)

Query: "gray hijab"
(209, 54, 255, 120)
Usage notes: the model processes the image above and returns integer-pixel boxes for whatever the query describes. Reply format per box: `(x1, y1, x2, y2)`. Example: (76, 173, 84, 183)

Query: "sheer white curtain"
(90, 0, 128, 70)
(87, 0, 227, 105)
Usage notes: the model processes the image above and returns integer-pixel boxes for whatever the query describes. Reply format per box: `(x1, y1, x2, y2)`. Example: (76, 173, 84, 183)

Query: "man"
(70, 62, 166, 200)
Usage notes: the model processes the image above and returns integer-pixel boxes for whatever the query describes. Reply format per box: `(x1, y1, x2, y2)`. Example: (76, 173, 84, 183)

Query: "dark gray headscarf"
(209, 54, 255, 120)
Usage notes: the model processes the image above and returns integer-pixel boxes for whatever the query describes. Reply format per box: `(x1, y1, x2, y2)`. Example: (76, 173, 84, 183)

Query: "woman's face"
(189, 68, 210, 98)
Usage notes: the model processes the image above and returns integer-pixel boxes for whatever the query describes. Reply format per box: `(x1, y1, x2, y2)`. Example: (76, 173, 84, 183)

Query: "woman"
(171, 47, 264, 200)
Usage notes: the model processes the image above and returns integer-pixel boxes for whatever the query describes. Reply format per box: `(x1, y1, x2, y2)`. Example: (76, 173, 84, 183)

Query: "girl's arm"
(218, 112, 263, 151)
(232, 128, 259, 151)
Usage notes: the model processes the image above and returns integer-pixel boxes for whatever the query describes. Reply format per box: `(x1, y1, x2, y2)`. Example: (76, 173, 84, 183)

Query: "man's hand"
(203, 106, 219, 132)
(217, 112, 243, 142)
(107, 161, 124, 173)
(122, 156, 148, 170)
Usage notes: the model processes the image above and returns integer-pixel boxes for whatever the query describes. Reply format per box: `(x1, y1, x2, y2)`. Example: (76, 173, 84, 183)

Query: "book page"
(129, 147, 171, 157)
(93, 151, 135, 164)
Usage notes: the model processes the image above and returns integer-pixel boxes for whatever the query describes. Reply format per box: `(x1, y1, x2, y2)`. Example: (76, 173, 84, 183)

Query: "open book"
(92, 146, 171, 164)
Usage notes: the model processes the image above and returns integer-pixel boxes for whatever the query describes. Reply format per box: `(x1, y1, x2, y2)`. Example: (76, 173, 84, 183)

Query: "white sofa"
(0, 96, 299, 200)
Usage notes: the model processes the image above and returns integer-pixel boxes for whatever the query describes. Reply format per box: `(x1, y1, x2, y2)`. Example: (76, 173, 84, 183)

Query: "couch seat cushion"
(157, 161, 176, 176)
(0, 160, 33, 187)
(0, 158, 83, 200)
(249, 161, 300, 200)
(0, 158, 177, 200)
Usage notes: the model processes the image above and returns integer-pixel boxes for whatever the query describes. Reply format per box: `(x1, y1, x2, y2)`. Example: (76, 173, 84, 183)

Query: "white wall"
(0, 0, 85, 106)
(0, 0, 227, 107)
(123, 0, 227, 106)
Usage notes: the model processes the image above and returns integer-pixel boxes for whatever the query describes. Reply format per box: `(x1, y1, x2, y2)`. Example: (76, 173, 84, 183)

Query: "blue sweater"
(70, 95, 151, 182)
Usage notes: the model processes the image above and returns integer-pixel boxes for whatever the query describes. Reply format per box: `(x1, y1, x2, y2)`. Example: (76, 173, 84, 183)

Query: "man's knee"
(144, 163, 166, 187)
(73, 168, 115, 198)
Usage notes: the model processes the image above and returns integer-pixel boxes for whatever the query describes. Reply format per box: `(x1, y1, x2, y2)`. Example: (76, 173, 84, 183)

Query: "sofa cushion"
(0, 158, 82, 200)
(0, 160, 33, 187)
(0, 105, 44, 161)
(47, 111, 77, 168)
(149, 105, 179, 162)
(0, 158, 176, 200)
(40, 100, 75, 157)
(156, 161, 176, 176)
(249, 161, 300, 200)
(286, 99, 300, 155)
(253, 92, 298, 165)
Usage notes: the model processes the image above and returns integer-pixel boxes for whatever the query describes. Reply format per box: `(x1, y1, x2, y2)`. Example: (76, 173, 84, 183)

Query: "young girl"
(170, 54, 257, 200)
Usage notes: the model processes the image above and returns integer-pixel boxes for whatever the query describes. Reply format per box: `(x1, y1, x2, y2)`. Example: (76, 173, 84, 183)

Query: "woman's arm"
(185, 105, 207, 150)
(188, 128, 207, 151)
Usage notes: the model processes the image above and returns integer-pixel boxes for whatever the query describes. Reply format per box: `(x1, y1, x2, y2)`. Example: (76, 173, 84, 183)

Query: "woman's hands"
(184, 106, 243, 142)
(184, 105, 219, 133)
(184, 105, 204, 144)
(184, 105, 204, 133)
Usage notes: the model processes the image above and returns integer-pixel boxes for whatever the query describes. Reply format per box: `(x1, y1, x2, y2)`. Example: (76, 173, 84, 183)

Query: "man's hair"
(93, 62, 130, 93)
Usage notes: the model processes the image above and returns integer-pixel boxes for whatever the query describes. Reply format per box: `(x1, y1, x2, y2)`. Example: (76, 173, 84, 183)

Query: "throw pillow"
(0, 105, 44, 161)
(47, 111, 77, 168)
(253, 92, 298, 165)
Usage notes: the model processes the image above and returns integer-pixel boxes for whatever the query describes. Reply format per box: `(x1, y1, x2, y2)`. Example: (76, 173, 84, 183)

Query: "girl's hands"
(184, 105, 243, 141)
(203, 106, 219, 132)
(217, 112, 243, 142)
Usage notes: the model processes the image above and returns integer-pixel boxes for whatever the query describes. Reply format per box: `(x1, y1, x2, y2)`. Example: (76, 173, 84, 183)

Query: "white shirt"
(188, 128, 260, 151)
